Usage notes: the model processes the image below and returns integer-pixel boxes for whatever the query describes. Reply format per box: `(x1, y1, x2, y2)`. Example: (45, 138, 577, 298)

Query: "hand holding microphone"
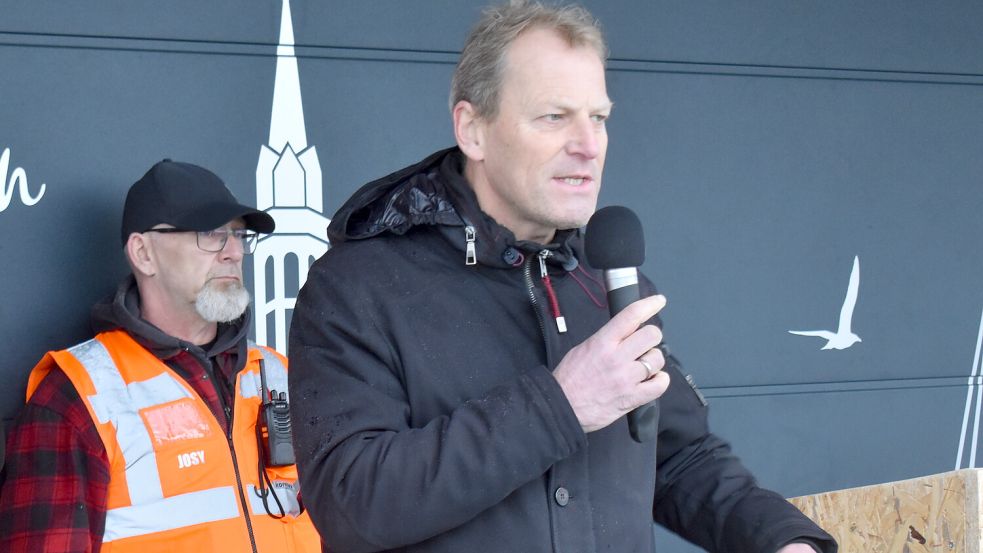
(552, 206, 668, 441)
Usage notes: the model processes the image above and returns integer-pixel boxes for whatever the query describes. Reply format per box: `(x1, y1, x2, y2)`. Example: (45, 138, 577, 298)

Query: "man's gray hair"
(449, 0, 607, 119)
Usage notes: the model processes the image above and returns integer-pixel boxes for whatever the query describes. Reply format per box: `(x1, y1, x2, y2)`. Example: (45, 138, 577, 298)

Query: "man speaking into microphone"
(289, 2, 836, 552)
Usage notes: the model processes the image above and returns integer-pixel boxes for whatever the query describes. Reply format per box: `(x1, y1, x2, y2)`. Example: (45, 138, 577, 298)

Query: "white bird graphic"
(788, 256, 862, 350)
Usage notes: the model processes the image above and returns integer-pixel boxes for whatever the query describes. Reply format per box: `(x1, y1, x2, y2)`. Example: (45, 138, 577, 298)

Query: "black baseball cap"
(121, 159, 275, 245)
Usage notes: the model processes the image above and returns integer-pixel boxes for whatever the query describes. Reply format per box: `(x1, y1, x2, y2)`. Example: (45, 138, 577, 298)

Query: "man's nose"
(565, 116, 603, 159)
(219, 233, 245, 261)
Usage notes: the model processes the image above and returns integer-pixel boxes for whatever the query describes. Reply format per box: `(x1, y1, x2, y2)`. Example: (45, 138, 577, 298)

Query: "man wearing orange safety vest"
(0, 160, 322, 552)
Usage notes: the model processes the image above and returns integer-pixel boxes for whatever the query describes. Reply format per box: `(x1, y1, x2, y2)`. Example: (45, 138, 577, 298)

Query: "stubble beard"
(195, 279, 250, 323)
(533, 174, 602, 234)
(534, 196, 599, 234)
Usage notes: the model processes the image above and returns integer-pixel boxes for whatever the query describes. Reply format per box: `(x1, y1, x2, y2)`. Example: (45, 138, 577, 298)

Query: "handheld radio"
(259, 359, 295, 467)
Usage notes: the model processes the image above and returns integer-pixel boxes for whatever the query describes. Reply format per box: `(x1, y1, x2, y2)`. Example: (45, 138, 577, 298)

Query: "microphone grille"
(585, 205, 646, 269)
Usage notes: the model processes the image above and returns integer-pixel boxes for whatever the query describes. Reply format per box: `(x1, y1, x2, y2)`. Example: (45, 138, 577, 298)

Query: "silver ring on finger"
(638, 358, 657, 382)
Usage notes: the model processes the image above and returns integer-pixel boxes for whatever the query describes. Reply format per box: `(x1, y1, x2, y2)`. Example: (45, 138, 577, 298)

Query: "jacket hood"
(91, 274, 250, 360)
(328, 147, 582, 270)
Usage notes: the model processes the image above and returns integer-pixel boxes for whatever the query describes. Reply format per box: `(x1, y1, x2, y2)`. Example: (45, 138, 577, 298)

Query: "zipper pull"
(538, 250, 567, 333)
(224, 405, 233, 439)
(465, 226, 477, 266)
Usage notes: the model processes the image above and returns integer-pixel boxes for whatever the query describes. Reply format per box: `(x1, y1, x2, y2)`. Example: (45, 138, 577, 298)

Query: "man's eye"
(544, 114, 563, 122)
(591, 114, 608, 123)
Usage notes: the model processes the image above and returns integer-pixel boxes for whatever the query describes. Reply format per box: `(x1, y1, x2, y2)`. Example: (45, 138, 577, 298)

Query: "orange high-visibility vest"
(27, 329, 322, 553)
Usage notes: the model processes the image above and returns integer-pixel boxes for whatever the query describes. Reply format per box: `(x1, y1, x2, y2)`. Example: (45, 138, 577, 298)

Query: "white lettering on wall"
(1, 147, 46, 213)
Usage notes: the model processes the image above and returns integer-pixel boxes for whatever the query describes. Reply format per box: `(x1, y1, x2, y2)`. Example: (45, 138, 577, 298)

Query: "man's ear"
(453, 100, 485, 162)
(125, 232, 157, 277)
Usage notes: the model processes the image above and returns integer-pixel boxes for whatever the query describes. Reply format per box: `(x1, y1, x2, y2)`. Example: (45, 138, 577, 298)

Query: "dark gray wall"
(2, 2, 982, 551)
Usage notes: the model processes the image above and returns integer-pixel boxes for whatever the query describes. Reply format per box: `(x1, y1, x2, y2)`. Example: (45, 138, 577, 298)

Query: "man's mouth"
(555, 174, 594, 187)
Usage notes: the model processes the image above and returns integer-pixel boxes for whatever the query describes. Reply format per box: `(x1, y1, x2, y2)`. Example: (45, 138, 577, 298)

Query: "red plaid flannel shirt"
(0, 346, 238, 553)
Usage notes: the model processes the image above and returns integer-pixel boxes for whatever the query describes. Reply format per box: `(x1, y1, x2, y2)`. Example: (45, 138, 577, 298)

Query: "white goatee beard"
(195, 279, 250, 323)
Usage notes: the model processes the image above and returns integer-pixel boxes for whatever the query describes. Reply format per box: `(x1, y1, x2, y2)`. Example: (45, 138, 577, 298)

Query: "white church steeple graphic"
(253, 0, 330, 353)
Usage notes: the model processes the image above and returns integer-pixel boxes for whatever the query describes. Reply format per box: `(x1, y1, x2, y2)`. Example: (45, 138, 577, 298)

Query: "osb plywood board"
(789, 469, 981, 553)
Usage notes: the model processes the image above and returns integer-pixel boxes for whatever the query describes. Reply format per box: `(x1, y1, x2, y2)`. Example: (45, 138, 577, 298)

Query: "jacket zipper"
(227, 405, 260, 553)
(467, 227, 558, 339)
(464, 226, 477, 266)
(194, 346, 259, 553)
(537, 251, 567, 334)
(523, 254, 549, 360)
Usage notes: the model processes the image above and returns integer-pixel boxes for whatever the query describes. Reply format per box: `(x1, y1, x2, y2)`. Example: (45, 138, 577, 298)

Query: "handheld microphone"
(585, 205, 659, 443)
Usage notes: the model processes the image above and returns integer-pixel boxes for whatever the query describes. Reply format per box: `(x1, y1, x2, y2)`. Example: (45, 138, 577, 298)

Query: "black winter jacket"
(289, 148, 836, 553)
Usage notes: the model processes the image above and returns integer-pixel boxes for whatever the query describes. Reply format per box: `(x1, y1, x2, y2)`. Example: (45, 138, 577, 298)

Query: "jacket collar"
(328, 147, 582, 270)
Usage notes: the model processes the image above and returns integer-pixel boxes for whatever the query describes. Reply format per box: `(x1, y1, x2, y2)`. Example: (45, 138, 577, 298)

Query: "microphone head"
(585, 205, 645, 269)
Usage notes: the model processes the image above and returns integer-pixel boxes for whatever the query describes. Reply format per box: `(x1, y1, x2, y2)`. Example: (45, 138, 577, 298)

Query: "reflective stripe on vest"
(241, 343, 289, 400)
(247, 481, 303, 517)
(104, 486, 241, 542)
(240, 344, 302, 516)
(67, 339, 241, 542)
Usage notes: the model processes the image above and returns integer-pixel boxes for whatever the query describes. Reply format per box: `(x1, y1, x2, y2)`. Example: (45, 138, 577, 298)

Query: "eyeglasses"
(144, 228, 259, 254)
